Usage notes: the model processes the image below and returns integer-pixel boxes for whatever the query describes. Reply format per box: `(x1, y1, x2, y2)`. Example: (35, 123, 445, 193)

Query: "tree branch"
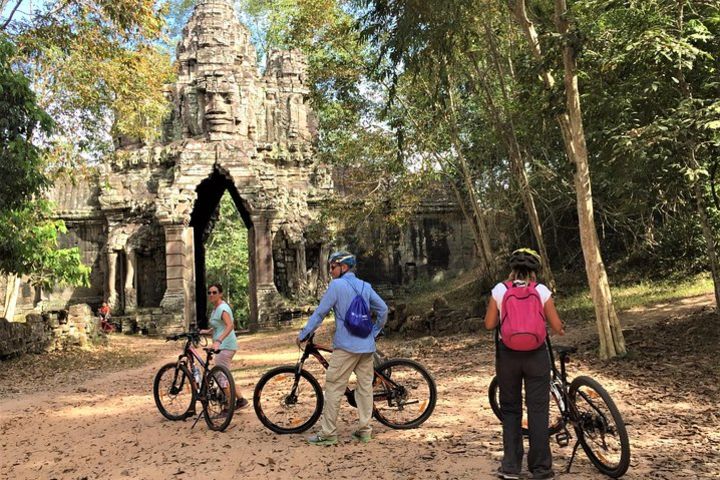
(1, 0, 23, 31)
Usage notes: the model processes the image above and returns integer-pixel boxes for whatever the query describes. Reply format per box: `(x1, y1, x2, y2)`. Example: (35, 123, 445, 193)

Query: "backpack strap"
(342, 278, 366, 296)
(495, 282, 512, 357)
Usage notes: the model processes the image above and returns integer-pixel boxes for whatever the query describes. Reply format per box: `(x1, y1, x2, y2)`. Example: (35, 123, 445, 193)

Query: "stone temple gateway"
(43, 0, 333, 333)
(0, 0, 480, 341)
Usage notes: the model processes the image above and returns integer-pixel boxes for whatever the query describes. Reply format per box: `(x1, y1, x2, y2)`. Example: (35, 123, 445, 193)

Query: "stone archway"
(189, 168, 254, 328)
(40, 0, 333, 335)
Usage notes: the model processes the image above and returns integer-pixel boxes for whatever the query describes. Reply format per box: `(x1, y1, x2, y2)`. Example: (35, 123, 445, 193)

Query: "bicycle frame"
(170, 334, 216, 394)
(297, 335, 403, 405)
(547, 338, 622, 474)
(546, 338, 579, 439)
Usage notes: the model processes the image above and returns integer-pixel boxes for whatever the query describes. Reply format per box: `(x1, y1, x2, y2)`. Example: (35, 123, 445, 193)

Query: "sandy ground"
(1, 294, 718, 480)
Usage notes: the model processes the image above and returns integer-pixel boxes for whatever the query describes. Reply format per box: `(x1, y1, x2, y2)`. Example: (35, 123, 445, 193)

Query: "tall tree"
(674, 1, 720, 311)
(0, 34, 89, 319)
(358, 0, 561, 281)
(1, 0, 174, 160)
(506, 0, 626, 358)
(571, 0, 720, 308)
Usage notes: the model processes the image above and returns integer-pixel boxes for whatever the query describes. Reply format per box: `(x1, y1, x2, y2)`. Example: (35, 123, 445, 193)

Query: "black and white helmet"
(509, 248, 542, 272)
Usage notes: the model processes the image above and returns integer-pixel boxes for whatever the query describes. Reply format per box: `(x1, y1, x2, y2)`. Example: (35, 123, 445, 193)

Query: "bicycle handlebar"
(165, 331, 201, 342)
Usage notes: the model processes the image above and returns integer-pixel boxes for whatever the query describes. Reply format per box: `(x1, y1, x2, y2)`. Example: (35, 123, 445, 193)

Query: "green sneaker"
(351, 430, 372, 443)
(307, 433, 337, 446)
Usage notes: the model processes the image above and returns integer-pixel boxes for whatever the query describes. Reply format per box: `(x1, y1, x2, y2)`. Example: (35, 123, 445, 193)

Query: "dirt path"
(1, 295, 718, 480)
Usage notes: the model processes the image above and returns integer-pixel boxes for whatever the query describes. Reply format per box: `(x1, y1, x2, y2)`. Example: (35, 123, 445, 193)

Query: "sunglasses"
(208, 290, 219, 295)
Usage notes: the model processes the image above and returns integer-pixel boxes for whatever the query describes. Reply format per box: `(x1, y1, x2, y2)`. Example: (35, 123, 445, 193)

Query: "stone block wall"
(0, 304, 105, 359)
(0, 315, 52, 358)
(354, 200, 477, 287)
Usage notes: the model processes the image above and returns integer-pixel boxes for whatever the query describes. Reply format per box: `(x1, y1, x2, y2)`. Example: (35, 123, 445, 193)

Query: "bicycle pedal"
(555, 432, 570, 447)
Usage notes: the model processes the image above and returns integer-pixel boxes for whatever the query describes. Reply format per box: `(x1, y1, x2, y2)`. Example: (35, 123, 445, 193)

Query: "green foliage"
(565, 0, 720, 270)
(205, 194, 250, 328)
(239, 0, 430, 253)
(5, 0, 174, 161)
(0, 35, 89, 288)
(0, 33, 52, 210)
(0, 200, 90, 287)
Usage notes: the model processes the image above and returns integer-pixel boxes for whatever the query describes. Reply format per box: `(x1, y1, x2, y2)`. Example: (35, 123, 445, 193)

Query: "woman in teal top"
(200, 283, 248, 410)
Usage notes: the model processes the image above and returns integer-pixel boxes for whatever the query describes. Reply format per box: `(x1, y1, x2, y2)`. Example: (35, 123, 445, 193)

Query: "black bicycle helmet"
(509, 248, 541, 272)
(328, 251, 356, 268)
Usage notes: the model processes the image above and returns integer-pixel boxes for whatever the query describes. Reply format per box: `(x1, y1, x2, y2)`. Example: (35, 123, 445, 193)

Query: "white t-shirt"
(492, 281, 552, 316)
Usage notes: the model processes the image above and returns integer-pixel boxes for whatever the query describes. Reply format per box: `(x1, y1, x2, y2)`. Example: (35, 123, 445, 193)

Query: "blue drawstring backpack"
(343, 279, 373, 337)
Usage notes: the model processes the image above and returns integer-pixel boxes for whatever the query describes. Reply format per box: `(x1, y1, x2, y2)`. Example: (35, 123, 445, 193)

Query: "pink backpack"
(500, 281, 547, 351)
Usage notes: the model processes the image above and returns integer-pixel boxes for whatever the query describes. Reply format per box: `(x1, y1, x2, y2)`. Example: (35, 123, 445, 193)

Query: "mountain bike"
(488, 342, 631, 478)
(153, 331, 236, 432)
(253, 333, 437, 434)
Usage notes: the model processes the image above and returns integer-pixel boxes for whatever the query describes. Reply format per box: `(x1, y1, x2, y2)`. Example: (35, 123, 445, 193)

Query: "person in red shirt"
(98, 302, 113, 333)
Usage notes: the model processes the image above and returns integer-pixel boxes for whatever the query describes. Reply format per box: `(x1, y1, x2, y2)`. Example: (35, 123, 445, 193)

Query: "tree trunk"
(391, 77, 498, 277)
(691, 158, 720, 310)
(448, 180, 495, 276)
(507, 136, 557, 290)
(509, 0, 626, 358)
(446, 81, 498, 276)
(2, 273, 20, 321)
(554, 0, 626, 358)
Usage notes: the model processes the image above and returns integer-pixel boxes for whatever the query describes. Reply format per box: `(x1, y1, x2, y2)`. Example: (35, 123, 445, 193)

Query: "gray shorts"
(214, 349, 236, 387)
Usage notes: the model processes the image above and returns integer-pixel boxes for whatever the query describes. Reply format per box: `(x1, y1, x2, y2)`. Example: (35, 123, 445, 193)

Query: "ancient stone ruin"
(0, 0, 478, 345)
(4, 0, 332, 334)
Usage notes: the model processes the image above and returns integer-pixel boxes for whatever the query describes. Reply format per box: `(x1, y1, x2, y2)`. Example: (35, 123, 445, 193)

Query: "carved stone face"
(197, 71, 240, 134)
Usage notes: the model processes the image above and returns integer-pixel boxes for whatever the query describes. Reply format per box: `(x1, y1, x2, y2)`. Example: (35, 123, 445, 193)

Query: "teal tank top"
(209, 302, 238, 351)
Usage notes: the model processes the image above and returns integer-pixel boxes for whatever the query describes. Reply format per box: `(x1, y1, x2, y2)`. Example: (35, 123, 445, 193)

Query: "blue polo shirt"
(298, 272, 388, 353)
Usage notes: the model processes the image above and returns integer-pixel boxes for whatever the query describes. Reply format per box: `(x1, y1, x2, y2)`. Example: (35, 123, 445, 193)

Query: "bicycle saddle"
(554, 345, 577, 355)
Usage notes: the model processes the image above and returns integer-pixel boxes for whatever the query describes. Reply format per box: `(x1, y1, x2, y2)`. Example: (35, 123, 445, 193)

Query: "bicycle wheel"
(202, 365, 236, 432)
(569, 376, 630, 478)
(372, 359, 436, 429)
(488, 376, 564, 436)
(254, 366, 324, 434)
(153, 363, 196, 421)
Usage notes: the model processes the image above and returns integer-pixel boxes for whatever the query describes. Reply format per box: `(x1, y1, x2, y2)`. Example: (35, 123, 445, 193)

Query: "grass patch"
(394, 268, 714, 321)
(395, 269, 484, 315)
(559, 272, 714, 321)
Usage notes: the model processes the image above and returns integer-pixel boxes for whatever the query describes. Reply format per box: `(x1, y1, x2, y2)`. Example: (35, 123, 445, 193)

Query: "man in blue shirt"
(297, 251, 388, 445)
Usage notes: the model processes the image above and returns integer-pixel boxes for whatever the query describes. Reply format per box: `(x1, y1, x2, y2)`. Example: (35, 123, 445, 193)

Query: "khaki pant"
(318, 349, 374, 438)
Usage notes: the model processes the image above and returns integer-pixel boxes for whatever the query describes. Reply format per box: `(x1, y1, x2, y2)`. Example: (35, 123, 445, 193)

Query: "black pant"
(496, 344, 553, 476)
